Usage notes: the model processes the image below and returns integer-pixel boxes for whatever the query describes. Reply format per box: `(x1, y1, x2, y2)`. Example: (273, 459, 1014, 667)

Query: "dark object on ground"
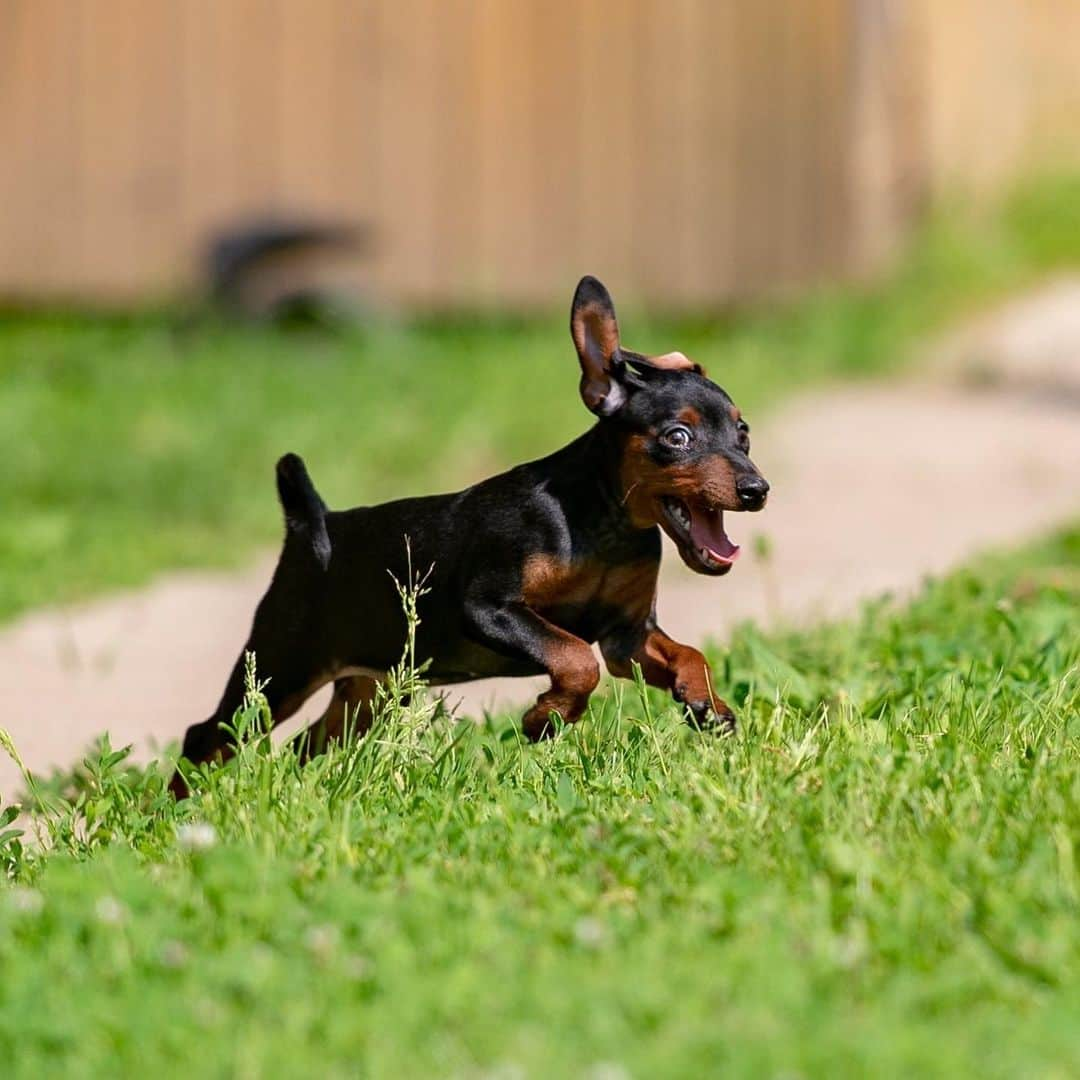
(170, 276, 770, 796)
(205, 219, 371, 324)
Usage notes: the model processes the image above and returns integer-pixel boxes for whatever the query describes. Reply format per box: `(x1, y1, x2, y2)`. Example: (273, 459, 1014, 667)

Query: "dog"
(169, 276, 769, 796)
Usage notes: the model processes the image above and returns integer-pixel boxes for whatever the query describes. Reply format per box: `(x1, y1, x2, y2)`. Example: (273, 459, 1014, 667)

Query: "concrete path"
(3, 281, 1079, 799)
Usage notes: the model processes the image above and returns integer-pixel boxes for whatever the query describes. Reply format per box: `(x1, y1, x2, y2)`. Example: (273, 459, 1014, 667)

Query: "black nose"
(736, 475, 770, 510)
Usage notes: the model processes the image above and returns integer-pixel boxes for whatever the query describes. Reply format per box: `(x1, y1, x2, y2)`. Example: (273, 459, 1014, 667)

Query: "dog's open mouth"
(661, 496, 741, 575)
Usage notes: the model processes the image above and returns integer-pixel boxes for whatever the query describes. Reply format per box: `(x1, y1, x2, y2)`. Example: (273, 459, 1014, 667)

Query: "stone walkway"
(3, 280, 1079, 798)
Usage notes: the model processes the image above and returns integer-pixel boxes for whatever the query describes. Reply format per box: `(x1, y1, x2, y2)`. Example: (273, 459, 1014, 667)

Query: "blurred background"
(3, 0, 1080, 311)
(1, 1, 1079, 787)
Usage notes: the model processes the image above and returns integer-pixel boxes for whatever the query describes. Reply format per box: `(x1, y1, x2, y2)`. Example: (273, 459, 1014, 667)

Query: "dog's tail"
(275, 453, 331, 570)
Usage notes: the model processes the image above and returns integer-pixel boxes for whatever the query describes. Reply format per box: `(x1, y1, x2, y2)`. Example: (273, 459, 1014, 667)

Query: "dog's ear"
(570, 276, 627, 416)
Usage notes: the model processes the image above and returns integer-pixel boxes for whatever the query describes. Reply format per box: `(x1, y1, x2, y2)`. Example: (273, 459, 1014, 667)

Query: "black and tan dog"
(170, 276, 769, 796)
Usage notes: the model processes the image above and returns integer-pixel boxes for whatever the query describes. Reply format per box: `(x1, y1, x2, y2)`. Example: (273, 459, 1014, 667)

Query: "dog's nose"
(736, 475, 769, 510)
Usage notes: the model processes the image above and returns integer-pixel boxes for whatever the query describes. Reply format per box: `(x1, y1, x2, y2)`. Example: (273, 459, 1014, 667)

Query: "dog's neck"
(540, 423, 659, 563)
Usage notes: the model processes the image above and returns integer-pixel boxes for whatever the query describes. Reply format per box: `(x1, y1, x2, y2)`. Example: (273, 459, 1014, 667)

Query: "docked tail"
(275, 453, 331, 570)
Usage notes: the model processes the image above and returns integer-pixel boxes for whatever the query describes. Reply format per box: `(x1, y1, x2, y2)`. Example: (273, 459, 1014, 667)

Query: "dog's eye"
(737, 420, 750, 452)
(661, 425, 693, 450)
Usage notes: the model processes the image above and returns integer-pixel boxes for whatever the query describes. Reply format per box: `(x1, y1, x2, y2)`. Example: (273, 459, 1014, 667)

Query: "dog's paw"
(522, 704, 561, 742)
(683, 697, 737, 736)
(167, 769, 192, 800)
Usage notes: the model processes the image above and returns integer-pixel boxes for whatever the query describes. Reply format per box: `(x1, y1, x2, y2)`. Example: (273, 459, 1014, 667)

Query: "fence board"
(1, 1, 1076, 308)
(2, 3, 83, 291)
(575, 0, 641, 304)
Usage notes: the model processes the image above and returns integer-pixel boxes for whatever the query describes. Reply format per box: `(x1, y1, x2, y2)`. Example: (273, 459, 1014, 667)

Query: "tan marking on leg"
(604, 626, 732, 723)
(299, 674, 381, 762)
(521, 624, 600, 741)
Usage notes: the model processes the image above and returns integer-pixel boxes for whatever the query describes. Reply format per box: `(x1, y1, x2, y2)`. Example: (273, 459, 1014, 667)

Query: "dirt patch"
(3, 282, 1079, 798)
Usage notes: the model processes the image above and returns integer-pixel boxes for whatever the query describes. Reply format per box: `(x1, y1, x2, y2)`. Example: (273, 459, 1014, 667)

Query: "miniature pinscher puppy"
(169, 277, 769, 796)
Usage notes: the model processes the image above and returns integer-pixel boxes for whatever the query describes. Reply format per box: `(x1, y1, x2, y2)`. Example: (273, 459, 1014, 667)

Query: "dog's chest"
(521, 555, 657, 637)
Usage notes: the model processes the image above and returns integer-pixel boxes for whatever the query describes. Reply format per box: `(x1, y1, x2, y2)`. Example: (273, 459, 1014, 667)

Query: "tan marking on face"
(677, 406, 702, 426)
(729, 405, 742, 422)
(619, 434, 740, 528)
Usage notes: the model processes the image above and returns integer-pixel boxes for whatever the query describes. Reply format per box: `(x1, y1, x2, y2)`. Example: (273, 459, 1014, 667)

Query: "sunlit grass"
(1, 526, 1077, 1077)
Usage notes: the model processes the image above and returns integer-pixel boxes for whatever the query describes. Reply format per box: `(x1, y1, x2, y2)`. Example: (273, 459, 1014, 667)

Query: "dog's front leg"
(602, 620, 736, 733)
(464, 600, 600, 741)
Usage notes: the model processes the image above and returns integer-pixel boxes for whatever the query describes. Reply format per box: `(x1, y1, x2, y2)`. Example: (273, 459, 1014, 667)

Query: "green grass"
(1, 527, 1077, 1078)
(3, 174, 1080, 621)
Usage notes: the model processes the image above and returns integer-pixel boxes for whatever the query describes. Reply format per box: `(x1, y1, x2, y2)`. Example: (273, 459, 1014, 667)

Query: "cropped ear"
(570, 275, 627, 416)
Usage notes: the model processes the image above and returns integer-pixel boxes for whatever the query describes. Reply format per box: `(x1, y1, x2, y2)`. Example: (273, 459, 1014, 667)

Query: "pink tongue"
(688, 505, 740, 563)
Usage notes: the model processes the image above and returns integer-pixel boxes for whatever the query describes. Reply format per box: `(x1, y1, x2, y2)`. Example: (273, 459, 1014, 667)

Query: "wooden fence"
(0, 1, 1077, 308)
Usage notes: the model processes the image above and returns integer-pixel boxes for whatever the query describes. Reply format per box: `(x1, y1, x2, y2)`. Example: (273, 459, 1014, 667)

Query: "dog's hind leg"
(297, 674, 382, 763)
(168, 659, 329, 799)
(169, 581, 330, 796)
(170, 454, 337, 797)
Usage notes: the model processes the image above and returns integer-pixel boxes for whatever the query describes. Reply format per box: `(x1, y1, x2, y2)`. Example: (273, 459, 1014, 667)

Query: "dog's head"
(571, 275, 769, 576)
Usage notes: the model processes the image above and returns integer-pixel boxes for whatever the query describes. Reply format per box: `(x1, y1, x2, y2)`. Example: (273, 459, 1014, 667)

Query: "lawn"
(3, 175, 1080, 621)
(1, 526, 1077, 1077)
